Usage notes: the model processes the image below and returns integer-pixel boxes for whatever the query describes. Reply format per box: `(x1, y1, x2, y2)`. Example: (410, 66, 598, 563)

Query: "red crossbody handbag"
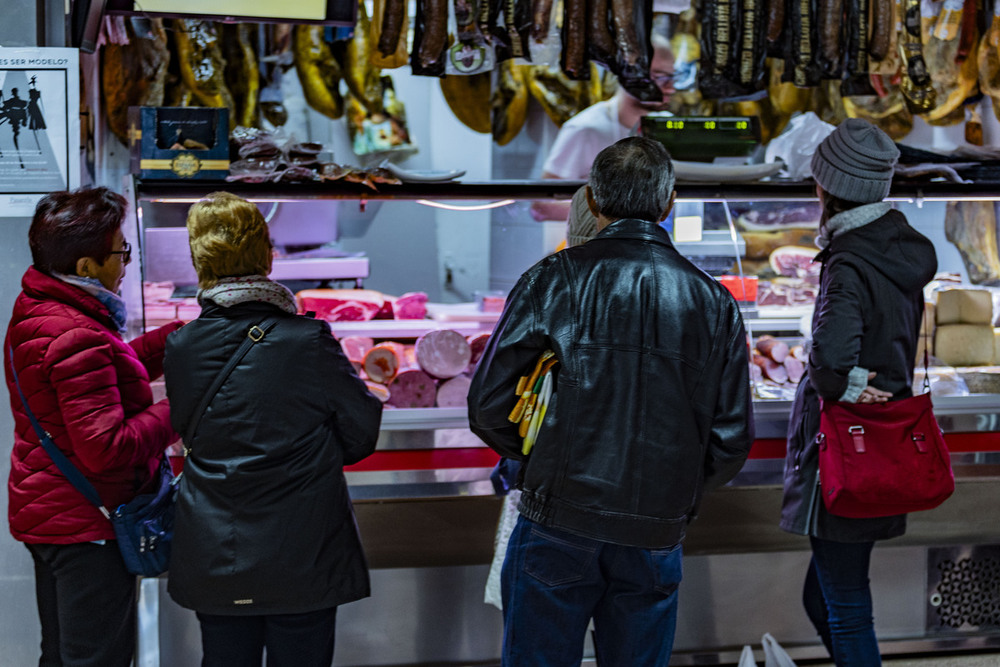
(816, 320, 955, 519)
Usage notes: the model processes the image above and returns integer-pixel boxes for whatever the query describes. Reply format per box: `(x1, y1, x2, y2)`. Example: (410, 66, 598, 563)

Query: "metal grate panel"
(927, 545, 1000, 633)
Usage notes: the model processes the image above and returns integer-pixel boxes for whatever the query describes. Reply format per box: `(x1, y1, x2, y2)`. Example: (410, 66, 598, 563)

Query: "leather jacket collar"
(593, 218, 675, 247)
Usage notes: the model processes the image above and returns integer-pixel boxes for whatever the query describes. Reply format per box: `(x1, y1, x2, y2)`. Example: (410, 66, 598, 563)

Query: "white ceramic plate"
(383, 163, 467, 183)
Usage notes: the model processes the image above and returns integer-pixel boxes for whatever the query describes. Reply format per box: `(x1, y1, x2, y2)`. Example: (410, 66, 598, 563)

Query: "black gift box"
(128, 106, 229, 179)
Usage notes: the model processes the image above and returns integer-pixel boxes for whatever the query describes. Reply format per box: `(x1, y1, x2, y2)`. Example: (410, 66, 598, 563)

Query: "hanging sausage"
(699, 0, 767, 100)
(840, 0, 875, 96)
(783, 0, 822, 88)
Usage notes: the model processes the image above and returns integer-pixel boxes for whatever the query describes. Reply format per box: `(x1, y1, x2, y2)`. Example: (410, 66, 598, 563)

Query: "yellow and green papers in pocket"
(507, 350, 558, 455)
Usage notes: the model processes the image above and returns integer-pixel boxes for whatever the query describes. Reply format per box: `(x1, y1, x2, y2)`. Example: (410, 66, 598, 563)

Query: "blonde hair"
(186, 192, 272, 289)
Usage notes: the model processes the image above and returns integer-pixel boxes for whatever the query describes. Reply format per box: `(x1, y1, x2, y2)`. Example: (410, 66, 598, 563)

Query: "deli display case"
(125, 175, 1000, 666)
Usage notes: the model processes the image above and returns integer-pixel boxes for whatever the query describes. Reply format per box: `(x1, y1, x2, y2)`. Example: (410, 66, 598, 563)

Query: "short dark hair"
(29, 187, 126, 275)
(589, 137, 675, 222)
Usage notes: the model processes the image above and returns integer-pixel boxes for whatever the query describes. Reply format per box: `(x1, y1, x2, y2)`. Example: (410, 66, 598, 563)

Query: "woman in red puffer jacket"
(4, 186, 181, 667)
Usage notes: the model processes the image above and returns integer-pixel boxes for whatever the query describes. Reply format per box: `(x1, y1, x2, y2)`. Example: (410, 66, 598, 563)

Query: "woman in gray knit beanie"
(781, 118, 938, 665)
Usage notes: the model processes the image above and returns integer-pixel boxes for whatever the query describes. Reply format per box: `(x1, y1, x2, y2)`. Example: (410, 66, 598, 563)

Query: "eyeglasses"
(108, 241, 132, 265)
(652, 73, 675, 87)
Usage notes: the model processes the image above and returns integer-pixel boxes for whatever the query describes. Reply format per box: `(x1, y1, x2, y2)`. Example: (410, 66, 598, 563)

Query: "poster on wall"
(0, 47, 80, 217)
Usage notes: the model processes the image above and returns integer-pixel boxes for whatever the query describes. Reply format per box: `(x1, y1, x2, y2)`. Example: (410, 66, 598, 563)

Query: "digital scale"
(640, 115, 761, 162)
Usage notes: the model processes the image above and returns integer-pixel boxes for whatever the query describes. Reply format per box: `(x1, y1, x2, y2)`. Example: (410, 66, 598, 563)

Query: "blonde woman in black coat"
(164, 192, 382, 666)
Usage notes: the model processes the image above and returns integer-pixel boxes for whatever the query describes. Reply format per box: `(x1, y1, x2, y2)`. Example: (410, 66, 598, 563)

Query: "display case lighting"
(415, 199, 516, 211)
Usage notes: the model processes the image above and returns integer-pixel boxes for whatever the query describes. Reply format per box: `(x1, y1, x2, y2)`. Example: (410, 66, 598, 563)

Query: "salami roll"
(415, 330, 472, 379)
(387, 369, 437, 408)
(363, 342, 407, 384)
(436, 374, 472, 408)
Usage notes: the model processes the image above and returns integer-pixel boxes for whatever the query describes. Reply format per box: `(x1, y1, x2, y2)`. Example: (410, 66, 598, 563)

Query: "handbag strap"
(7, 346, 112, 518)
(183, 317, 278, 452)
(921, 304, 930, 393)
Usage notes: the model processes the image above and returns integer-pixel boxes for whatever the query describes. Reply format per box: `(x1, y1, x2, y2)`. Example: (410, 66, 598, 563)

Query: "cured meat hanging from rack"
(764, 0, 786, 57)
(919, 0, 980, 126)
(220, 23, 260, 128)
(783, 0, 822, 88)
(869, 0, 894, 62)
(698, 0, 768, 100)
(526, 63, 616, 127)
(840, 0, 876, 96)
(944, 201, 1000, 286)
(492, 60, 529, 145)
(899, 0, 937, 113)
(586, 0, 617, 66)
(374, 0, 409, 64)
(172, 19, 235, 125)
(440, 72, 493, 133)
(478, 0, 531, 63)
(412, 0, 450, 75)
(292, 25, 345, 119)
(843, 77, 914, 140)
(100, 17, 169, 144)
(978, 1, 1000, 121)
(560, 0, 588, 78)
(816, 0, 845, 78)
(344, 1, 385, 115)
(668, 9, 715, 117)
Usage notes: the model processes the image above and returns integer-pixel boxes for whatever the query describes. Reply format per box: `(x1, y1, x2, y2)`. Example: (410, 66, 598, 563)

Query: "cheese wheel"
(934, 324, 995, 366)
(936, 288, 993, 325)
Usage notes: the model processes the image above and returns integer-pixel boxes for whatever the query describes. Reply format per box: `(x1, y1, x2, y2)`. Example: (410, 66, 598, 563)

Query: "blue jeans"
(501, 515, 682, 667)
(804, 536, 881, 666)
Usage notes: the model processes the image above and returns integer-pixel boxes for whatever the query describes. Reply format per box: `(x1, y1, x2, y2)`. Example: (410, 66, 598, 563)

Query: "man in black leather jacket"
(468, 137, 754, 666)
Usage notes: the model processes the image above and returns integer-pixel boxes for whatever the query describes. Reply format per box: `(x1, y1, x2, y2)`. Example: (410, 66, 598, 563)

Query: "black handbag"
(7, 317, 277, 577)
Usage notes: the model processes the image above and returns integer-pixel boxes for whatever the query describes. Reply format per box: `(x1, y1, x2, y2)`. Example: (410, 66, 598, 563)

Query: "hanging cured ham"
(919, 0, 979, 126)
(978, 2, 1000, 121)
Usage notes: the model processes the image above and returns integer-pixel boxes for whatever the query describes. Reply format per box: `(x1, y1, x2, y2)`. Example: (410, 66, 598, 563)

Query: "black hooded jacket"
(468, 219, 754, 549)
(780, 208, 938, 541)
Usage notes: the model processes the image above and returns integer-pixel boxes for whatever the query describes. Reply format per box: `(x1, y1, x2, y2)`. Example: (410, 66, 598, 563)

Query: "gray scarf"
(816, 202, 892, 250)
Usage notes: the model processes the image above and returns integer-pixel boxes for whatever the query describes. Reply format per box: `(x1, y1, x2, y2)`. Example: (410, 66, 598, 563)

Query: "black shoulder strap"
(183, 317, 278, 452)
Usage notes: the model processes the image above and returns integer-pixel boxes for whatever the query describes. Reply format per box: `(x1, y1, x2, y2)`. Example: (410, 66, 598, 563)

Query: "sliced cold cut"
(415, 330, 472, 379)
(387, 369, 437, 408)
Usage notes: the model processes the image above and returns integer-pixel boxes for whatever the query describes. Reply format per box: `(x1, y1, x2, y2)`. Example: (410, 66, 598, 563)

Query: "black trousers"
(27, 541, 136, 667)
(197, 606, 338, 667)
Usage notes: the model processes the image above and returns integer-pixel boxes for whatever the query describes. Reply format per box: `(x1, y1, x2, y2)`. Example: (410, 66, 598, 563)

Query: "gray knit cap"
(810, 118, 899, 203)
(567, 186, 599, 247)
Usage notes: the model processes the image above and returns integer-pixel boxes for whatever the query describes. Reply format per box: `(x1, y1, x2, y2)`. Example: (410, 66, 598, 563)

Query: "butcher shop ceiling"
(95, 1, 1000, 154)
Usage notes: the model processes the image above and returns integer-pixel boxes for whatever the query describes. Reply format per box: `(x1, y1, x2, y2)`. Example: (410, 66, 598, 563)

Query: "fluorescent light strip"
(415, 199, 516, 211)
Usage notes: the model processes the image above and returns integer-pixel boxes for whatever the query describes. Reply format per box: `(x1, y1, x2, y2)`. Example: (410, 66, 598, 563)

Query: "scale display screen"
(640, 115, 761, 162)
